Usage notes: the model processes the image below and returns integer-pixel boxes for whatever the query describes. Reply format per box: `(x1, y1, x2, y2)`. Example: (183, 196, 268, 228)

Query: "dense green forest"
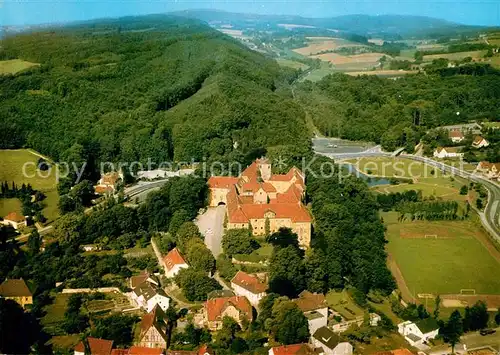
(0, 15, 310, 166)
(295, 68, 500, 150)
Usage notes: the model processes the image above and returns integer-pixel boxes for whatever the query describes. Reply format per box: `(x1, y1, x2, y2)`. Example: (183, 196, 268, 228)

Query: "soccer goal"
(425, 234, 438, 239)
(417, 293, 434, 299)
(460, 289, 476, 295)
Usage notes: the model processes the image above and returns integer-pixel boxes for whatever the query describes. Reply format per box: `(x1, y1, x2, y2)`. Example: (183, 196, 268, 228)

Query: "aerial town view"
(1, 0, 500, 354)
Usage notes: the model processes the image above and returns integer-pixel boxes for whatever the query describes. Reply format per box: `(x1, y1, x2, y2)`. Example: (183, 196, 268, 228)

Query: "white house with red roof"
(448, 130, 464, 143)
(203, 295, 253, 331)
(208, 158, 311, 248)
(162, 247, 189, 278)
(472, 136, 489, 148)
(95, 171, 121, 195)
(2, 212, 26, 230)
(230, 271, 267, 306)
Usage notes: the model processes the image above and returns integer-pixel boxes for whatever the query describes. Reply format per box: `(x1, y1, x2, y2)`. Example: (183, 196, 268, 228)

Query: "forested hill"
(0, 15, 311, 165)
(295, 68, 500, 151)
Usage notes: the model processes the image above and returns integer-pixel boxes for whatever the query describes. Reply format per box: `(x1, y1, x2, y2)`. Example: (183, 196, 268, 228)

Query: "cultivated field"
(383, 211, 500, 297)
(293, 37, 361, 56)
(423, 50, 487, 62)
(0, 59, 39, 75)
(311, 52, 385, 66)
(0, 149, 59, 221)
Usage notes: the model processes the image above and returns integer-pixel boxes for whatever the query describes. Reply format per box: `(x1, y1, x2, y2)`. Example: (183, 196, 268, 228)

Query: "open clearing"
(0, 59, 39, 75)
(0, 149, 59, 221)
(383, 211, 500, 296)
(276, 58, 309, 70)
(0, 198, 23, 219)
(326, 290, 365, 320)
(293, 38, 362, 56)
(423, 50, 487, 61)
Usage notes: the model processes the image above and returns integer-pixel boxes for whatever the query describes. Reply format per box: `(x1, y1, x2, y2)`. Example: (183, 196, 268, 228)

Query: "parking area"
(195, 205, 226, 257)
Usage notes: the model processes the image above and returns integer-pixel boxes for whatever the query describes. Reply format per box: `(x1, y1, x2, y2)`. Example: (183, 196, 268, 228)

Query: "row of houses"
(448, 130, 490, 148)
(73, 337, 213, 355)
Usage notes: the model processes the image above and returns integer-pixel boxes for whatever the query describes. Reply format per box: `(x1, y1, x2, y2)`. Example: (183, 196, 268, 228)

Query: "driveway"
(195, 205, 226, 257)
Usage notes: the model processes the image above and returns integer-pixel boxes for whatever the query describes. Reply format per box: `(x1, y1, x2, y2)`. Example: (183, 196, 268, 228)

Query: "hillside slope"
(0, 15, 310, 165)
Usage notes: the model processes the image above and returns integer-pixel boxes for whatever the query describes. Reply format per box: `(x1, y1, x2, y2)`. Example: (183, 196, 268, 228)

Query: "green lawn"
(299, 62, 336, 82)
(0, 149, 59, 222)
(384, 213, 500, 295)
(0, 198, 22, 218)
(42, 293, 72, 333)
(0, 59, 39, 75)
(326, 290, 365, 320)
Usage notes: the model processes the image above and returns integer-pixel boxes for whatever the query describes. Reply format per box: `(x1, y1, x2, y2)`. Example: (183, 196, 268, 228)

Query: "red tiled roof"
(276, 184, 302, 204)
(241, 162, 259, 180)
(208, 176, 239, 189)
(95, 185, 114, 194)
(74, 337, 113, 355)
(101, 172, 120, 186)
(111, 350, 129, 355)
(140, 305, 167, 341)
(205, 296, 253, 322)
(449, 131, 464, 138)
(473, 136, 486, 144)
(293, 290, 326, 312)
(372, 349, 414, 355)
(270, 344, 312, 355)
(3, 212, 25, 223)
(163, 248, 187, 271)
(198, 345, 214, 355)
(231, 271, 267, 294)
(228, 203, 311, 224)
(0, 279, 32, 297)
(130, 347, 164, 355)
(130, 271, 149, 289)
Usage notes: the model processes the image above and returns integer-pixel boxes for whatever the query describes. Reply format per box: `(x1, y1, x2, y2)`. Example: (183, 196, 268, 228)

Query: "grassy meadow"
(0, 59, 39, 75)
(383, 211, 500, 296)
(0, 149, 59, 221)
(276, 58, 309, 70)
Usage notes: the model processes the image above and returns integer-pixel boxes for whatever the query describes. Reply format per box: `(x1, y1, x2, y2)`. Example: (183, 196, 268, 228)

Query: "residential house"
(137, 306, 168, 349)
(74, 337, 113, 355)
(448, 130, 464, 143)
(130, 271, 159, 289)
(163, 248, 189, 278)
(0, 278, 33, 308)
(293, 290, 328, 335)
(230, 271, 267, 306)
(95, 172, 121, 195)
(312, 326, 353, 355)
(204, 296, 253, 331)
(472, 136, 489, 148)
(268, 343, 315, 355)
(476, 162, 500, 180)
(441, 123, 482, 135)
(398, 319, 440, 347)
(132, 281, 170, 312)
(476, 161, 492, 173)
(82, 244, 100, 252)
(208, 159, 312, 248)
(2, 212, 26, 230)
(111, 347, 164, 355)
(433, 147, 464, 159)
(198, 344, 215, 355)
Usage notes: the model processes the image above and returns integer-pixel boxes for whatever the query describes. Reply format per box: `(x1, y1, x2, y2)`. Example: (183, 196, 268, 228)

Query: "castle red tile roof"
(163, 248, 187, 272)
(231, 271, 267, 294)
(270, 343, 313, 355)
(228, 203, 311, 224)
(276, 184, 303, 204)
(3, 212, 25, 223)
(205, 296, 252, 322)
(208, 176, 239, 189)
(101, 172, 120, 186)
(95, 185, 114, 194)
(74, 337, 113, 355)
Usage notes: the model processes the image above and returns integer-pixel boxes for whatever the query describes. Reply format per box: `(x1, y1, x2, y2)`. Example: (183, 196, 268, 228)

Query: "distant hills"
(171, 9, 485, 38)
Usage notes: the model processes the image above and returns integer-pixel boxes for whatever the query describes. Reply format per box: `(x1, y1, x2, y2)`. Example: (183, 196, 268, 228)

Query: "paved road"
(429, 326, 500, 355)
(195, 205, 226, 258)
(124, 179, 170, 200)
(314, 142, 500, 242)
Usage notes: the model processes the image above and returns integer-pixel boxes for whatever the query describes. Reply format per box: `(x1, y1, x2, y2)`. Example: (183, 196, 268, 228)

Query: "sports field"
(0, 59, 39, 75)
(383, 211, 500, 296)
(0, 149, 59, 221)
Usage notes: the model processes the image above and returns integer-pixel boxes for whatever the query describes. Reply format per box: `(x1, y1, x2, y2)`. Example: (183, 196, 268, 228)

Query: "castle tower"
(257, 158, 271, 181)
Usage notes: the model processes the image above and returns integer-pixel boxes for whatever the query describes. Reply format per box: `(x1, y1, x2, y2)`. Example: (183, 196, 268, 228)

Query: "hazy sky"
(1, 0, 499, 26)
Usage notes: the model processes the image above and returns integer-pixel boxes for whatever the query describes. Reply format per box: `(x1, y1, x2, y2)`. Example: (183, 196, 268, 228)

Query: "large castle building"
(208, 158, 311, 248)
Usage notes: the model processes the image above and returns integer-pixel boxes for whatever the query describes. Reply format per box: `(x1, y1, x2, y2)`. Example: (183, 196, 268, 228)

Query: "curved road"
(314, 146, 500, 242)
